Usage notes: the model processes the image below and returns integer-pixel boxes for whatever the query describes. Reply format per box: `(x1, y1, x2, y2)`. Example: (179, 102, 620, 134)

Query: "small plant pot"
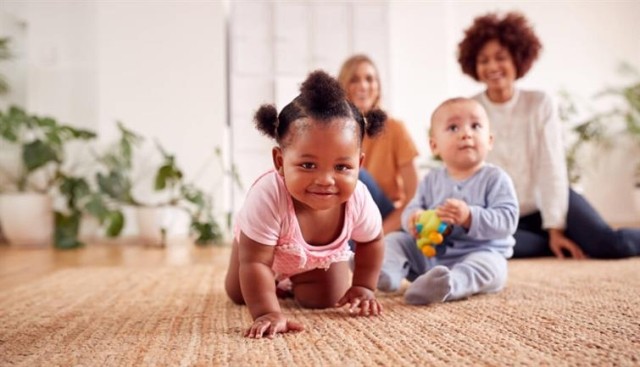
(136, 206, 167, 246)
(78, 215, 102, 242)
(135, 206, 190, 246)
(0, 193, 53, 247)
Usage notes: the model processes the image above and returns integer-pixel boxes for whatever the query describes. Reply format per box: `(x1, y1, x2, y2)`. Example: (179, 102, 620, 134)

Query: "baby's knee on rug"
(294, 293, 340, 309)
(291, 262, 351, 308)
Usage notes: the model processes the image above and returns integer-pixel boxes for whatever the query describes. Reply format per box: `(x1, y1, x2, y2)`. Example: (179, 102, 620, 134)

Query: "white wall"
(0, 1, 97, 128)
(0, 1, 28, 110)
(95, 2, 226, 188)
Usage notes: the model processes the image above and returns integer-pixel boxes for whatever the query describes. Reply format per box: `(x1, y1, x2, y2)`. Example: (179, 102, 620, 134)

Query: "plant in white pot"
(596, 64, 640, 215)
(0, 37, 11, 244)
(97, 122, 229, 246)
(560, 63, 640, 217)
(558, 90, 612, 188)
(0, 105, 101, 248)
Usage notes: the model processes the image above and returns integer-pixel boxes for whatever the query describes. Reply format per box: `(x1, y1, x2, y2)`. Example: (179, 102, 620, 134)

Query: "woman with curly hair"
(457, 11, 640, 259)
(338, 55, 419, 234)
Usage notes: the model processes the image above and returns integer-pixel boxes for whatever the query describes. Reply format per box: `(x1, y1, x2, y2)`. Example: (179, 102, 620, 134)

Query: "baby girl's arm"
(337, 230, 385, 316)
(238, 233, 304, 338)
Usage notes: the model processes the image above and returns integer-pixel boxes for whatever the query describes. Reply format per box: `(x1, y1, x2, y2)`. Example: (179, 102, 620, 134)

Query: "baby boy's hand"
(407, 210, 425, 237)
(335, 286, 383, 317)
(436, 198, 471, 228)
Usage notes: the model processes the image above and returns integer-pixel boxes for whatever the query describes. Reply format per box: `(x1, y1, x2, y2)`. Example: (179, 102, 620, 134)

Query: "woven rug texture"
(1, 257, 639, 366)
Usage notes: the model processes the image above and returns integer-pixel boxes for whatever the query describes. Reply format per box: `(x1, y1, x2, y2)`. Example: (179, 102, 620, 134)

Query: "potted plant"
(594, 64, 640, 214)
(559, 62, 640, 214)
(596, 64, 640, 182)
(0, 37, 11, 244)
(55, 172, 126, 248)
(0, 105, 100, 248)
(97, 122, 232, 246)
(558, 90, 611, 188)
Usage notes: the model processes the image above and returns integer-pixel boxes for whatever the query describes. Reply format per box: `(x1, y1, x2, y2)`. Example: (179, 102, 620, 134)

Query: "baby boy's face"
(429, 100, 493, 173)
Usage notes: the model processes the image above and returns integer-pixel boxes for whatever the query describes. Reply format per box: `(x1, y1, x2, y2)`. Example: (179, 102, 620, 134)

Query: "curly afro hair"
(457, 11, 542, 81)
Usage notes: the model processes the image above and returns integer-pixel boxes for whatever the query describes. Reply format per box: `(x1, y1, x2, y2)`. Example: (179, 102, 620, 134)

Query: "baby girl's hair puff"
(300, 70, 347, 121)
(254, 104, 279, 139)
(362, 108, 386, 137)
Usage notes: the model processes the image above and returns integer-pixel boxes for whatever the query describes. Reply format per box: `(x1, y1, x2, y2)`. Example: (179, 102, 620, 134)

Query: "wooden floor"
(0, 237, 231, 291)
(2, 223, 638, 291)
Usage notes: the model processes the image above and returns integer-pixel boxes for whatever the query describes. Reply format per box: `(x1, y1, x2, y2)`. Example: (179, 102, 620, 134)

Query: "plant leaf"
(154, 163, 183, 191)
(84, 193, 110, 220)
(104, 210, 125, 237)
(191, 220, 221, 245)
(23, 139, 59, 172)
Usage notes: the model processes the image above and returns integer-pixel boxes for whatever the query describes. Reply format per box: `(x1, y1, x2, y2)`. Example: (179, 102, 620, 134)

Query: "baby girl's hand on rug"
(336, 286, 383, 316)
(245, 312, 304, 339)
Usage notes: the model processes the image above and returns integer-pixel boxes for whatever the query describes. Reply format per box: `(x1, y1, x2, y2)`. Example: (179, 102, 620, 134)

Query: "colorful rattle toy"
(415, 210, 451, 257)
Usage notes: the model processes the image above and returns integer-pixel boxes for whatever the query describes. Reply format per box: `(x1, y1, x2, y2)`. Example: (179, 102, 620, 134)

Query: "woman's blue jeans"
(358, 169, 395, 219)
(350, 169, 396, 251)
(514, 188, 639, 259)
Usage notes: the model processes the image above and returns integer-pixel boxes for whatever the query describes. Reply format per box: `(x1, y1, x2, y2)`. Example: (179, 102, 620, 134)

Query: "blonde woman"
(339, 55, 419, 234)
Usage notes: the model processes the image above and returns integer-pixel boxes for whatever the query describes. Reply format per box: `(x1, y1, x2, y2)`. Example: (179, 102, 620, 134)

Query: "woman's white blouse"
(474, 89, 569, 230)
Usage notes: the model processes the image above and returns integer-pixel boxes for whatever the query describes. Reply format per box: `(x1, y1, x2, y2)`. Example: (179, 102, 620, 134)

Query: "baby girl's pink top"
(235, 170, 382, 279)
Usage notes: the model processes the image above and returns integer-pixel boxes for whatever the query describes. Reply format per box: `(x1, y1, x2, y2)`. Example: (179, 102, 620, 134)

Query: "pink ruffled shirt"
(234, 170, 382, 280)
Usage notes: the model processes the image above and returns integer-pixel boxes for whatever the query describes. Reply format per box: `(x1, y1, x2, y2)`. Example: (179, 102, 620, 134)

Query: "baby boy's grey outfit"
(378, 164, 519, 304)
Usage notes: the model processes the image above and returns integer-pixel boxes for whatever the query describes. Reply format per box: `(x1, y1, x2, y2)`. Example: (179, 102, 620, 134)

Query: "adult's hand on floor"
(548, 229, 586, 259)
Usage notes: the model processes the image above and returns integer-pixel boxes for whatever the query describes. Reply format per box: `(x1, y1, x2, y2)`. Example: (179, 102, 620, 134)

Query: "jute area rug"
(1, 250, 639, 366)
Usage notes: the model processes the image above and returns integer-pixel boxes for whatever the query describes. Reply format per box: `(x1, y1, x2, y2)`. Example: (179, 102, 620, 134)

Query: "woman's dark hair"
(457, 11, 542, 80)
(254, 70, 386, 147)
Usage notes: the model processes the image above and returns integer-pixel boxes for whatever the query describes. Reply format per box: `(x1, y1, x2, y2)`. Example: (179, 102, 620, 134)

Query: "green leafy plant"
(0, 37, 10, 95)
(96, 122, 143, 206)
(0, 106, 97, 192)
(596, 64, 640, 186)
(559, 63, 640, 186)
(0, 105, 105, 248)
(154, 142, 223, 244)
(97, 122, 237, 245)
(558, 91, 611, 185)
(56, 173, 125, 247)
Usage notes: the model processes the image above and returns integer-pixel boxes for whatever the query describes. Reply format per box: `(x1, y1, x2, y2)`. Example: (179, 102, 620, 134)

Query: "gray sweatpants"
(379, 231, 508, 301)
